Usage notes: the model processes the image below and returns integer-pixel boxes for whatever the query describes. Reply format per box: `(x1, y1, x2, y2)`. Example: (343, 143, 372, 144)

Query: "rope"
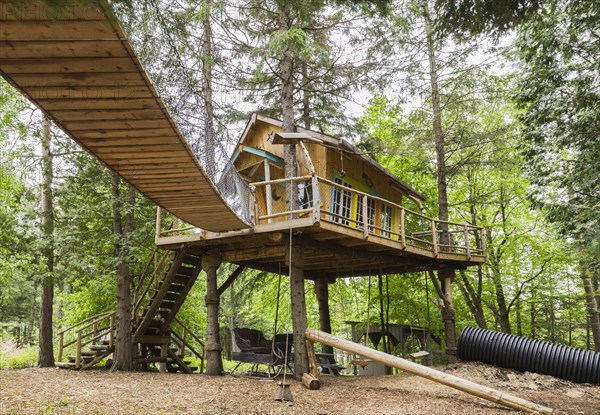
(271, 263, 282, 354)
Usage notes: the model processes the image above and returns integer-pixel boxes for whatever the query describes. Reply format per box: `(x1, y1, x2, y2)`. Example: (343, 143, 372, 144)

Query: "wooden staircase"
(56, 247, 205, 373)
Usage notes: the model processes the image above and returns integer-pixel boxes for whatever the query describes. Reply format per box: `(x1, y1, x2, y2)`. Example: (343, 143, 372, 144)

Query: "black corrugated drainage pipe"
(457, 326, 600, 385)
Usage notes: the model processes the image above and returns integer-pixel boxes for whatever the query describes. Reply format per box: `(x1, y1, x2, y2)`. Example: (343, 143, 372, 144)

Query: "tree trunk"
(301, 63, 311, 130)
(530, 288, 537, 339)
(515, 300, 522, 337)
(201, 0, 216, 179)
(277, 6, 309, 380)
(203, 254, 223, 375)
(38, 115, 54, 368)
(378, 275, 388, 353)
(581, 267, 600, 352)
(111, 176, 135, 371)
(456, 268, 487, 329)
(314, 277, 334, 358)
(288, 245, 309, 380)
(422, 1, 457, 362)
(26, 281, 38, 346)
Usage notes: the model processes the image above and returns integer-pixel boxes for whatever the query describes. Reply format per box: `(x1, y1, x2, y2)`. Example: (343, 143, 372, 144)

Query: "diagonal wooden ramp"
(0, 0, 250, 232)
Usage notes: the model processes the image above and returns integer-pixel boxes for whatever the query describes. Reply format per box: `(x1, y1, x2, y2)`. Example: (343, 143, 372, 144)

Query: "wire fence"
(110, 0, 251, 224)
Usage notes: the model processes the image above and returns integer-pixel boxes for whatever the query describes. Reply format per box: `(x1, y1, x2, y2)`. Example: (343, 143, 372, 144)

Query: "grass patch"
(0, 340, 38, 369)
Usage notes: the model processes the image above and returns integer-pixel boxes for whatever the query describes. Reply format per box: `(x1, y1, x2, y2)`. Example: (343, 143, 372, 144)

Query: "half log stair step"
(56, 343, 115, 370)
(134, 247, 202, 338)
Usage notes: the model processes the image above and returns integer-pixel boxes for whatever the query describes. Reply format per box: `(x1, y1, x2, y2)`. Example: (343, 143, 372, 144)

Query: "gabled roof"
(238, 114, 427, 203)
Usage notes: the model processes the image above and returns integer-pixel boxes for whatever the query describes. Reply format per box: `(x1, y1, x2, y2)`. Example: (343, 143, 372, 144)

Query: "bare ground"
(0, 363, 598, 415)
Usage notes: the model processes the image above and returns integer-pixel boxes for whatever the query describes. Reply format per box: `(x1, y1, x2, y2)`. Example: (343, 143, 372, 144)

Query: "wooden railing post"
(58, 333, 64, 362)
(264, 160, 272, 223)
(109, 314, 115, 349)
(362, 194, 368, 239)
(432, 220, 438, 256)
(154, 206, 162, 244)
(464, 225, 471, 260)
(76, 331, 82, 369)
(312, 175, 320, 224)
(481, 227, 487, 257)
(400, 208, 406, 248)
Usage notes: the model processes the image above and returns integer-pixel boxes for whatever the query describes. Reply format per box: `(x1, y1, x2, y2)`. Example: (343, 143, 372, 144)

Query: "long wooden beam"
(217, 265, 246, 295)
(305, 329, 553, 414)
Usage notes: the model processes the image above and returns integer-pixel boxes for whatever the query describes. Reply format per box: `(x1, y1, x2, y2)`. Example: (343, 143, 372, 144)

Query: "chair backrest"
(233, 328, 270, 351)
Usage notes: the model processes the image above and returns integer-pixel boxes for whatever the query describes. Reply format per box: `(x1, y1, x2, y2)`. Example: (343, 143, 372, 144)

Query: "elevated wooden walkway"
(0, 0, 249, 232)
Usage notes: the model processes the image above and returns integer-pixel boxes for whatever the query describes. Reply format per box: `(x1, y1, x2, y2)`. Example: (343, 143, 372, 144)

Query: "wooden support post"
(203, 253, 223, 376)
(160, 344, 168, 373)
(155, 207, 161, 244)
(58, 333, 64, 362)
(312, 175, 320, 224)
(432, 219, 438, 256)
(217, 265, 246, 296)
(400, 208, 406, 248)
(76, 331, 82, 369)
(314, 277, 334, 359)
(481, 228, 487, 256)
(362, 194, 368, 239)
(287, 245, 309, 380)
(464, 225, 471, 260)
(264, 160, 272, 223)
(109, 314, 115, 348)
(303, 340, 321, 390)
(306, 329, 553, 414)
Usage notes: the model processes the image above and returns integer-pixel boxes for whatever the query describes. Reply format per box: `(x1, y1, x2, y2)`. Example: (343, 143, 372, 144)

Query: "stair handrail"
(133, 250, 172, 317)
(132, 246, 159, 306)
(57, 311, 116, 369)
(172, 317, 205, 373)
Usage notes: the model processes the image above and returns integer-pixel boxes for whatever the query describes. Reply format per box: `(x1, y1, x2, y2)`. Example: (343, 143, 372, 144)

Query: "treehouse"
(0, 0, 485, 375)
(155, 113, 486, 277)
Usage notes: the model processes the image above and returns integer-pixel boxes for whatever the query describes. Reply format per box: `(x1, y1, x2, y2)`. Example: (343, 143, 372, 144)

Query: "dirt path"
(0, 363, 598, 414)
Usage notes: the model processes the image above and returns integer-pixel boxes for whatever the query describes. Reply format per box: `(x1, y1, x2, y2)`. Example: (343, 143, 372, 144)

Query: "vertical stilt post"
(287, 245, 309, 380)
(203, 253, 223, 375)
(314, 277, 334, 360)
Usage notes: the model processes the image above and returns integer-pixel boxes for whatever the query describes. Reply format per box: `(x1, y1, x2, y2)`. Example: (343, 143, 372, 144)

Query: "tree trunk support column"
(287, 245, 309, 380)
(314, 277, 334, 359)
(441, 270, 457, 363)
(203, 253, 222, 375)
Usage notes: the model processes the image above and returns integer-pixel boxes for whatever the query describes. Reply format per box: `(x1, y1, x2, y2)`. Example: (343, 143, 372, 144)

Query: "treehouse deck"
(156, 176, 486, 278)
(0, 0, 248, 232)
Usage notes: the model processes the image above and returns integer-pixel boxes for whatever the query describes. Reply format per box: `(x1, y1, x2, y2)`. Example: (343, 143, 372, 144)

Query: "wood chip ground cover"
(0, 363, 598, 414)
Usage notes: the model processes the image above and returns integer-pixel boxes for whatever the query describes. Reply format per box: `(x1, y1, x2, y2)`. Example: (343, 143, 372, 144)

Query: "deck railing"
(57, 311, 115, 369)
(156, 175, 485, 259)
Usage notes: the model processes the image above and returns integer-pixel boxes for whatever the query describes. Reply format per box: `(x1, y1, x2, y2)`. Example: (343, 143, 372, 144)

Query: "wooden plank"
(0, 21, 114, 41)
(78, 136, 182, 147)
(0, 57, 137, 73)
(63, 119, 170, 131)
(0, 40, 128, 59)
(53, 109, 164, 121)
(9, 72, 146, 87)
(0, 4, 104, 21)
(99, 152, 191, 161)
(26, 85, 152, 100)
(84, 144, 184, 154)
(110, 161, 198, 169)
(76, 128, 176, 139)
(36, 98, 159, 110)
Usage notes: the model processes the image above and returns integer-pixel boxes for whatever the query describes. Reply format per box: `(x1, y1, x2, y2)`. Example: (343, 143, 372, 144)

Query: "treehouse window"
(356, 196, 376, 233)
(332, 177, 352, 225)
(381, 203, 393, 237)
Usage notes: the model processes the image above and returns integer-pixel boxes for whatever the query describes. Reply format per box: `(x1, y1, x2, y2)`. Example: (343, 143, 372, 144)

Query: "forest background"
(0, 0, 598, 368)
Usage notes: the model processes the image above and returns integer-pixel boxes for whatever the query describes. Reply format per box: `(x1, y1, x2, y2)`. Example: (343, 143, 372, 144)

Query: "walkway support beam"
(305, 328, 553, 415)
